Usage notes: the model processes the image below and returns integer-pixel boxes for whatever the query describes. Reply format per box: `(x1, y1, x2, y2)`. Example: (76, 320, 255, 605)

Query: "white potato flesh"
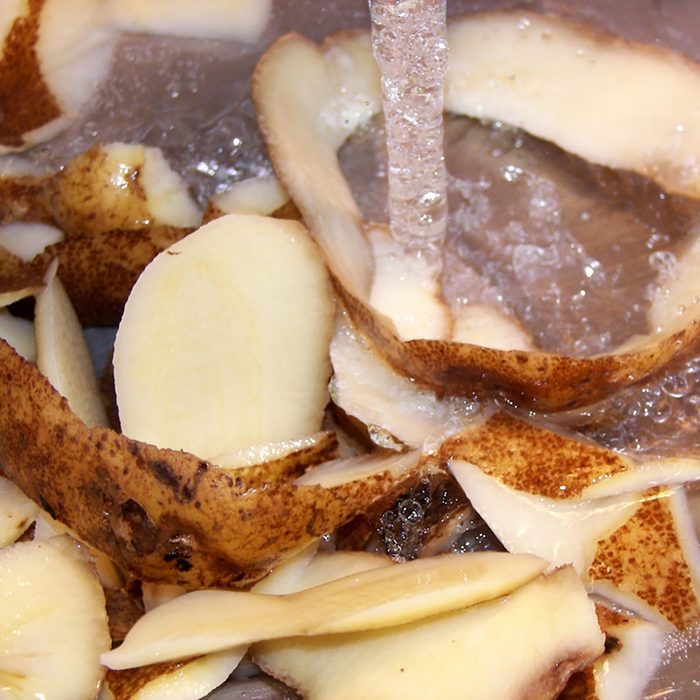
(367, 225, 451, 341)
(329, 316, 488, 449)
(21, 0, 116, 151)
(212, 176, 288, 217)
(210, 431, 330, 470)
(449, 459, 638, 574)
(114, 214, 334, 460)
(0, 537, 110, 700)
(132, 649, 246, 700)
(445, 12, 700, 198)
(35, 263, 108, 428)
(645, 235, 700, 335)
(594, 618, 667, 700)
(102, 552, 546, 669)
(255, 567, 604, 700)
(582, 458, 700, 499)
(0, 475, 38, 548)
(106, 0, 272, 42)
(139, 146, 202, 227)
(0, 310, 35, 362)
(451, 302, 534, 350)
(0, 222, 64, 262)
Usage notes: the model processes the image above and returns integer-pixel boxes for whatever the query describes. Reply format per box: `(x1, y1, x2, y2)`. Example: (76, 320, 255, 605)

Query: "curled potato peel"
(253, 25, 700, 411)
(0, 339, 426, 588)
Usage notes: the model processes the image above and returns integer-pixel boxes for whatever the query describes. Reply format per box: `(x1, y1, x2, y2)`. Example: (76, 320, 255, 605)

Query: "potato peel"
(253, 26, 700, 411)
(0, 340, 427, 588)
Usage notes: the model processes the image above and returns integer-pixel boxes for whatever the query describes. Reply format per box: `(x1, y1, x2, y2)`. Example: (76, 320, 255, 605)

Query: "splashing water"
(369, 0, 448, 270)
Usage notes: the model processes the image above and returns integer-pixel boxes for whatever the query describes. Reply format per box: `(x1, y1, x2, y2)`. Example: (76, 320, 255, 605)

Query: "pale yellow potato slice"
(0, 221, 63, 261)
(35, 262, 107, 428)
(255, 566, 604, 700)
(106, 0, 272, 42)
(0, 474, 38, 547)
(0, 308, 35, 361)
(0, 536, 110, 700)
(209, 176, 289, 217)
(445, 11, 700, 199)
(114, 214, 334, 459)
(102, 552, 546, 669)
(210, 431, 334, 471)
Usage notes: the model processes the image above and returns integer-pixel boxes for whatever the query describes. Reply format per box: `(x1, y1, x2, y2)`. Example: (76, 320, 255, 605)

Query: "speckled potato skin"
(0, 0, 62, 150)
(0, 339, 422, 589)
(337, 283, 700, 411)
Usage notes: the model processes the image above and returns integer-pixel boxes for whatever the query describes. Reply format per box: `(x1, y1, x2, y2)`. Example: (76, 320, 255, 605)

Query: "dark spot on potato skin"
(120, 499, 159, 556)
(148, 459, 181, 493)
(0, 339, 424, 588)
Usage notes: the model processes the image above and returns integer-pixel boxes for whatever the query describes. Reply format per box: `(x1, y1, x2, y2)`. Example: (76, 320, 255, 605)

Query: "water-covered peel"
(252, 22, 700, 411)
(0, 338, 428, 589)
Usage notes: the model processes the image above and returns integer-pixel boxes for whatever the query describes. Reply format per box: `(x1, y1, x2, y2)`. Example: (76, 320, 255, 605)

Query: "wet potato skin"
(0, 339, 423, 589)
(337, 283, 700, 411)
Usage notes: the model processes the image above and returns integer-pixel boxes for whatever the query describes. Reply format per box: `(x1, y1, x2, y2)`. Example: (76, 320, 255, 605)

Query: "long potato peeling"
(0, 338, 427, 588)
(102, 552, 547, 669)
(252, 21, 700, 410)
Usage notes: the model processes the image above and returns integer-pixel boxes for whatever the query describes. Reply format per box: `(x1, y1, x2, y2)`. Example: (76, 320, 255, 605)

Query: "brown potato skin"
(0, 0, 62, 149)
(337, 282, 700, 412)
(0, 339, 420, 589)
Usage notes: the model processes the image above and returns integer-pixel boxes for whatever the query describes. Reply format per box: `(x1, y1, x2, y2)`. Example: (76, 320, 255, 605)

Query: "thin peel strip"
(102, 552, 546, 669)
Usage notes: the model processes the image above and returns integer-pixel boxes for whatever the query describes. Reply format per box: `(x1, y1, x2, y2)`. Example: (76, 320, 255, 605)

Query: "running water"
(369, 0, 448, 271)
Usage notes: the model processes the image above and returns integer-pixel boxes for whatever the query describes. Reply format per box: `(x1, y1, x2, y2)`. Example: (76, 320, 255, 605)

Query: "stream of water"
(369, 0, 448, 271)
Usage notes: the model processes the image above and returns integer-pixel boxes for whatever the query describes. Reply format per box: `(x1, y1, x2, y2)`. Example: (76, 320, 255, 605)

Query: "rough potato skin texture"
(438, 412, 630, 499)
(337, 282, 700, 411)
(0, 340, 419, 589)
(0, 0, 62, 148)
